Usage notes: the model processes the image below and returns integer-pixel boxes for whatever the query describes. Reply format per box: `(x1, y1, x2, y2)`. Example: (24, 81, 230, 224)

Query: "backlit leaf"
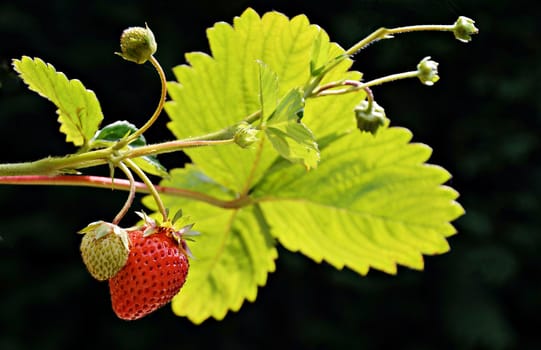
(254, 127, 464, 274)
(165, 8, 355, 192)
(144, 9, 465, 324)
(265, 89, 319, 169)
(12, 56, 103, 147)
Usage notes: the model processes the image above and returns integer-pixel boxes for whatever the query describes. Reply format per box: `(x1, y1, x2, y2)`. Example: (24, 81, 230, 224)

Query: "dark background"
(1, 0, 539, 349)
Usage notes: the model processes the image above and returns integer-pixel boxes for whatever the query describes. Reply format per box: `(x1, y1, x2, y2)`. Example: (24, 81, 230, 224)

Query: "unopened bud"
(417, 56, 440, 86)
(453, 16, 478, 43)
(354, 100, 387, 135)
(234, 122, 259, 148)
(116, 24, 157, 64)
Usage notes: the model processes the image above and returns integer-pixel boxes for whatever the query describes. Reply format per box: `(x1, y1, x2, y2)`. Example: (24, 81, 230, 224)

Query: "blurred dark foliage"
(1, 0, 539, 349)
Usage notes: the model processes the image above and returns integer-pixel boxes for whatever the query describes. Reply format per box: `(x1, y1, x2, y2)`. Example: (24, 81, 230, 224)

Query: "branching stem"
(0, 137, 235, 177)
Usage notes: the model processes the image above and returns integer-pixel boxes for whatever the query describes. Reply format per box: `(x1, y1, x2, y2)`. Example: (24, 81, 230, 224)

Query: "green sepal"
(78, 221, 130, 252)
(171, 209, 184, 225)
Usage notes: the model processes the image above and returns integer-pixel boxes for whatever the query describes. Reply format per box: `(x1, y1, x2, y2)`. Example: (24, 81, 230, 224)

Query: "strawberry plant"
(0, 8, 477, 323)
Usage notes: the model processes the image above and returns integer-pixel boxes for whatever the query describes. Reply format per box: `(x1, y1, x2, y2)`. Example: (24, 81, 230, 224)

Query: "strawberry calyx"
(78, 221, 130, 251)
(135, 210, 199, 258)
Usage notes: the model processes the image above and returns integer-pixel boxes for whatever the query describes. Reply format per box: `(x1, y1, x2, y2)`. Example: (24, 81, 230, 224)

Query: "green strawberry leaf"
(165, 8, 356, 192)
(254, 126, 464, 275)
(257, 63, 320, 169)
(257, 61, 279, 122)
(310, 30, 347, 78)
(92, 121, 167, 177)
(264, 89, 319, 169)
(144, 9, 464, 324)
(12, 56, 103, 147)
(142, 166, 277, 324)
(310, 30, 328, 77)
(265, 122, 320, 170)
(266, 88, 304, 124)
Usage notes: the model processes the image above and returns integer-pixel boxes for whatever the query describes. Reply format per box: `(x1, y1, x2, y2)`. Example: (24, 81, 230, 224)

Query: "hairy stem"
(346, 24, 455, 56)
(0, 107, 261, 177)
(363, 86, 375, 110)
(123, 56, 167, 145)
(0, 149, 112, 176)
(112, 162, 136, 225)
(124, 159, 168, 221)
(0, 175, 250, 209)
(312, 71, 419, 97)
(0, 138, 234, 177)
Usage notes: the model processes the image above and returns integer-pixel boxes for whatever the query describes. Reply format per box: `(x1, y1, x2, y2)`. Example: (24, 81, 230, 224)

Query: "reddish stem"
(0, 175, 251, 209)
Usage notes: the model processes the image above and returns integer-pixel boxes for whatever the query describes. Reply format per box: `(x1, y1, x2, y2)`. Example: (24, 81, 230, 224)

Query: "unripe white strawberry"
(79, 221, 130, 281)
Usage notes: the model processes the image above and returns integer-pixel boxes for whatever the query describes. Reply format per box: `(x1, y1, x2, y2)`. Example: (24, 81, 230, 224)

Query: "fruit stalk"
(345, 17, 477, 56)
(112, 162, 136, 225)
(123, 55, 167, 145)
(125, 159, 168, 221)
(312, 71, 418, 97)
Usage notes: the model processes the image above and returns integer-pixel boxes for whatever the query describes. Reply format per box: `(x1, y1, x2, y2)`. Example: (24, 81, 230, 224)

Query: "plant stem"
(0, 137, 234, 177)
(123, 55, 167, 145)
(122, 138, 234, 159)
(364, 86, 374, 110)
(0, 175, 250, 209)
(346, 24, 454, 56)
(124, 159, 168, 221)
(112, 162, 136, 225)
(0, 149, 112, 176)
(0, 107, 263, 177)
(182, 110, 262, 142)
(312, 71, 419, 97)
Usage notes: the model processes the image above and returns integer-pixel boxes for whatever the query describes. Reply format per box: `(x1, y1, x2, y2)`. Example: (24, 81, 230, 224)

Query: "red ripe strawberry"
(108, 227, 189, 320)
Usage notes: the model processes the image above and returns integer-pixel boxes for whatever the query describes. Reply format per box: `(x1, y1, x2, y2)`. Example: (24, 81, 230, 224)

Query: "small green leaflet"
(12, 56, 103, 147)
(258, 61, 320, 169)
(310, 29, 347, 77)
(91, 121, 168, 177)
(257, 61, 279, 121)
(264, 89, 319, 169)
(165, 8, 347, 192)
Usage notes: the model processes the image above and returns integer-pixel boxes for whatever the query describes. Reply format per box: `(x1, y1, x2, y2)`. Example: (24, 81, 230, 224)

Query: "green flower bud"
(234, 122, 259, 148)
(354, 100, 387, 135)
(417, 56, 440, 86)
(453, 16, 479, 43)
(116, 24, 157, 64)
